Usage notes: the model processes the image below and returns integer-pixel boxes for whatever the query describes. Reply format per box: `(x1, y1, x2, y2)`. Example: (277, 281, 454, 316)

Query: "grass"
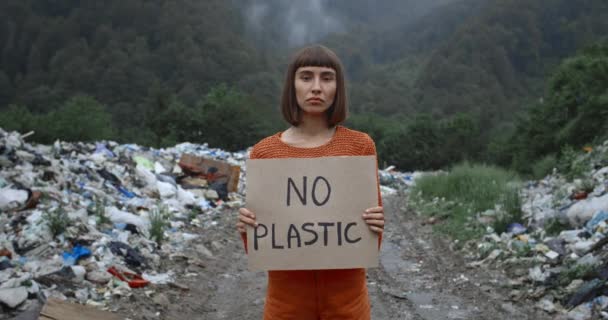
(544, 218, 569, 236)
(42, 206, 70, 238)
(411, 162, 522, 242)
(557, 263, 596, 286)
(558, 145, 589, 181)
(187, 206, 203, 221)
(90, 197, 111, 226)
(149, 204, 170, 246)
(532, 154, 557, 179)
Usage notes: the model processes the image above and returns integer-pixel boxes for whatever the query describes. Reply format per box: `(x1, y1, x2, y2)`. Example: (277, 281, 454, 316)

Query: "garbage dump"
(455, 142, 608, 319)
(5, 124, 606, 319)
(378, 142, 608, 319)
(0, 128, 246, 318)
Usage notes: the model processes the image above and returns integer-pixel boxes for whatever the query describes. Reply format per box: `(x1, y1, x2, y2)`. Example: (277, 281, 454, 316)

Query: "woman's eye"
(301, 76, 311, 81)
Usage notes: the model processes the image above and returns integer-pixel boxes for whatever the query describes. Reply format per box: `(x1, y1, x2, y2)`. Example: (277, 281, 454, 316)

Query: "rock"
(86, 270, 112, 285)
(153, 293, 170, 307)
(0, 286, 28, 308)
(537, 297, 556, 313)
(195, 244, 214, 258)
(205, 189, 219, 200)
(211, 240, 224, 251)
(500, 302, 518, 314)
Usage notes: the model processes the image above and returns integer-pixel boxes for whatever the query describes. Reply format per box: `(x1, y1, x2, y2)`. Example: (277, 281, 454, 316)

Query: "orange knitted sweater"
(242, 125, 383, 320)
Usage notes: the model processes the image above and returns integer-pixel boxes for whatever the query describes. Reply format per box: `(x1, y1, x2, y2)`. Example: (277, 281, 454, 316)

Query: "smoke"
(244, 0, 345, 47)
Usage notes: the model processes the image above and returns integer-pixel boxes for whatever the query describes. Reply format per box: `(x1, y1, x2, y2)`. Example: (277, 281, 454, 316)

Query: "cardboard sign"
(246, 156, 379, 271)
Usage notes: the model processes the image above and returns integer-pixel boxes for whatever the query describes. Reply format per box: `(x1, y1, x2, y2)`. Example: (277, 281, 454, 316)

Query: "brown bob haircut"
(281, 45, 347, 126)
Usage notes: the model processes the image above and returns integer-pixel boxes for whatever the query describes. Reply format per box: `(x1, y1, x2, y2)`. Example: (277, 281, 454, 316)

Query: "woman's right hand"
(237, 207, 257, 234)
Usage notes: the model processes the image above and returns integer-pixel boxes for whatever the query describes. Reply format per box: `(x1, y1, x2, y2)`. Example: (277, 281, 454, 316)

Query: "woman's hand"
(362, 206, 384, 234)
(237, 207, 257, 234)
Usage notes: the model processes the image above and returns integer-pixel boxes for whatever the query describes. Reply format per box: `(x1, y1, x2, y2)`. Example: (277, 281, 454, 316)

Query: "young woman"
(236, 44, 384, 320)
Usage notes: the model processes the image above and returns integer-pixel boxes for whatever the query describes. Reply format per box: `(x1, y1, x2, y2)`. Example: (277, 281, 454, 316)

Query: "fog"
(242, 0, 460, 47)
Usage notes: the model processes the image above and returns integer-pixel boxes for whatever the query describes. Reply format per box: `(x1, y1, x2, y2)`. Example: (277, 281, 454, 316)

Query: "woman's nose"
(311, 77, 322, 93)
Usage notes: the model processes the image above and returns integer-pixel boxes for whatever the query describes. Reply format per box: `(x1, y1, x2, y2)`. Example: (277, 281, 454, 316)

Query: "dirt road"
(116, 194, 551, 320)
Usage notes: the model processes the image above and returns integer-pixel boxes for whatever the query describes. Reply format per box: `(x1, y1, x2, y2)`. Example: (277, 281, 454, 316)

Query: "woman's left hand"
(362, 206, 384, 234)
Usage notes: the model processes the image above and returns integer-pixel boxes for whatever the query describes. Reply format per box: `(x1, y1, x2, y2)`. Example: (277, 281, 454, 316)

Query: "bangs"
(292, 45, 341, 71)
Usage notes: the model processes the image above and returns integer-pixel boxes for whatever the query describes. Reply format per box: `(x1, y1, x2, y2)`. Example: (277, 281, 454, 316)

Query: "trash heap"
(0, 128, 246, 317)
(378, 165, 422, 195)
(462, 141, 608, 319)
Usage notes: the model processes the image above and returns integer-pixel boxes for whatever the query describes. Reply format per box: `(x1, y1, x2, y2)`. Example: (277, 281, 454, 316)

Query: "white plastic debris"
(142, 272, 175, 285)
(157, 181, 176, 198)
(566, 193, 608, 227)
(0, 188, 28, 210)
(106, 206, 149, 230)
(529, 266, 550, 283)
(0, 287, 28, 308)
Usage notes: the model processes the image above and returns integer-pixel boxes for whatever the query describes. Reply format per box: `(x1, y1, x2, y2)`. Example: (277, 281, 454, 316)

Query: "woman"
(236, 44, 384, 320)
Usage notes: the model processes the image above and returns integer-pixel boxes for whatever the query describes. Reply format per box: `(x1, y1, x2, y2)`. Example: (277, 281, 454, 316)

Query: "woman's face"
(294, 66, 337, 116)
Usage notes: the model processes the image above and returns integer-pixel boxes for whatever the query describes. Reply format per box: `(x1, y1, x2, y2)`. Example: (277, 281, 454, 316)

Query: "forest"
(0, 0, 607, 175)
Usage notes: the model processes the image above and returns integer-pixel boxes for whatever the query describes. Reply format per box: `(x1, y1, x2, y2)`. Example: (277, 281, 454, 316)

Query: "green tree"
(0, 104, 37, 133)
(195, 84, 269, 151)
(43, 95, 115, 143)
(501, 42, 608, 173)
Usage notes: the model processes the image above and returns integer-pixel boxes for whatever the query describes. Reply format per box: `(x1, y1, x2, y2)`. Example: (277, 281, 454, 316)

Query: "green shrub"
(149, 204, 170, 246)
(558, 263, 596, 286)
(491, 186, 523, 234)
(558, 146, 589, 181)
(89, 198, 110, 226)
(545, 218, 569, 236)
(411, 162, 521, 241)
(0, 104, 38, 133)
(42, 206, 70, 238)
(412, 162, 519, 212)
(532, 154, 557, 179)
(45, 95, 115, 143)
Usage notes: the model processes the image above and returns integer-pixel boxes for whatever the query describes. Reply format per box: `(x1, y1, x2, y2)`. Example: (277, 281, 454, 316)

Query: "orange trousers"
(263, 269, 371, 320)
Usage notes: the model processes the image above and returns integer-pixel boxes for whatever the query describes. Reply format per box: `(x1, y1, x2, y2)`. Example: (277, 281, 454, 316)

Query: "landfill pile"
(459, 142, 608, 319)
(7, 122, 607, 319)
(0, 128, 247, 318)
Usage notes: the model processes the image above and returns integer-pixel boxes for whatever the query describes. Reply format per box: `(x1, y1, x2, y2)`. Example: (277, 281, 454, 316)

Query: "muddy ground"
(113, 194, 552, 320)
